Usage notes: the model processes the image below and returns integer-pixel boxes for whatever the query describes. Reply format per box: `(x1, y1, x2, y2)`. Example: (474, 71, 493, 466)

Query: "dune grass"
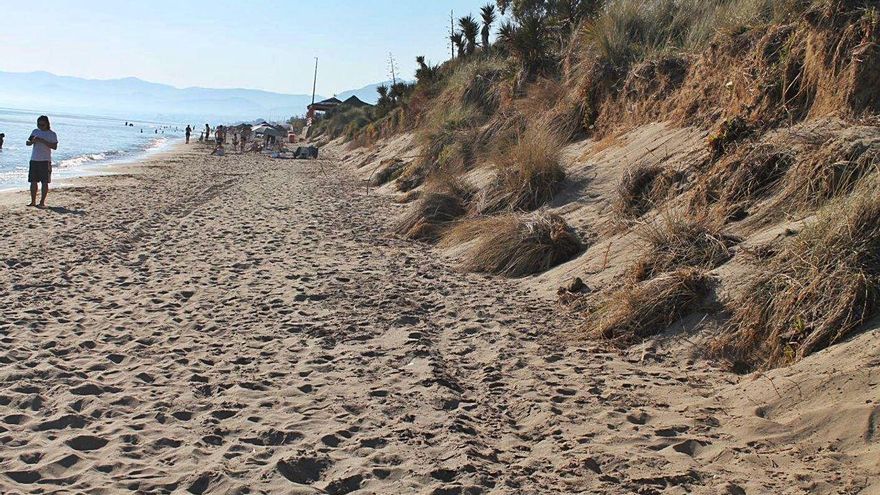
(442, 211, 584, 277)
(632, 215, 738, 281)
(395, 175, 474, 242)
(476, 126, 566, 214)
(613, 164, 678, 219)
(690, 142, 793, 222)
(713, 180, 880, 370)
(583, 268, 709, 344)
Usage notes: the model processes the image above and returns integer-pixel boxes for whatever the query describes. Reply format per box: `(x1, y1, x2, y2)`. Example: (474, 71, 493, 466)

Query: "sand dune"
(0, 145, 875, 494)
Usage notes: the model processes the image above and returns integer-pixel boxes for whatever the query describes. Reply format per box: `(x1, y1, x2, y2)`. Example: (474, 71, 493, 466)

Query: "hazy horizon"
(0, 0, 486, 96)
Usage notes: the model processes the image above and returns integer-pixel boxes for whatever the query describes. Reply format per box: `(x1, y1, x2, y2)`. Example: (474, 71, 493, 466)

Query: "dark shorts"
(28, 161, 51, 184)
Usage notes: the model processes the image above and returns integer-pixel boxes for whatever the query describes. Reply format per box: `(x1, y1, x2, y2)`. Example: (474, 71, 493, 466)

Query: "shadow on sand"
(47, 206, 86, 216)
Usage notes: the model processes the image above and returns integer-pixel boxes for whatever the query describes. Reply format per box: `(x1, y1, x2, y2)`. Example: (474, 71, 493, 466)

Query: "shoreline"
(0, 137, 185, 195)
(0, 140, 188, 206)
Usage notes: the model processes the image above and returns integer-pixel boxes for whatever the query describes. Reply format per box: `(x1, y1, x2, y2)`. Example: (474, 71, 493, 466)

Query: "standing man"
(205, 124, 211, 141)
(185, 125, 192, 144)
(26, 115, 58, 208)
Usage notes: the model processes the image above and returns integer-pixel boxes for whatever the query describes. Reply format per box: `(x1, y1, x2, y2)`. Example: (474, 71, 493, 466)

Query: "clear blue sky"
(0, 0, 491, 95)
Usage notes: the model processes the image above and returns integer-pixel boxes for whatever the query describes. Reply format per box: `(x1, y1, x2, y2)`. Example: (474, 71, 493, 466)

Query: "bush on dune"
(442, 211, 584, 277)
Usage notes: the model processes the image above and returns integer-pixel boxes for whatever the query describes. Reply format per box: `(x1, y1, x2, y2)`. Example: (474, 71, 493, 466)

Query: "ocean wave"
(58, 151, 123, 168)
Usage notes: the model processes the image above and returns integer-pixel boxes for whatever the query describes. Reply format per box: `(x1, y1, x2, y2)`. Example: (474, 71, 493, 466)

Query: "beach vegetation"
(441, 211, 585, 277)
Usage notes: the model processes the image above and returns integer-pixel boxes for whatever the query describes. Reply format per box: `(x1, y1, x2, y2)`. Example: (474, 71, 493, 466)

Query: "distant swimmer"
(185, 125, 192, 144)
(26, 115, 58, 208)
(0, 133, 5, 150)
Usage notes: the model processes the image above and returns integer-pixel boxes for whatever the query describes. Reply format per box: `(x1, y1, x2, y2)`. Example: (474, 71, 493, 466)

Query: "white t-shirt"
(29, 129, 58, 162)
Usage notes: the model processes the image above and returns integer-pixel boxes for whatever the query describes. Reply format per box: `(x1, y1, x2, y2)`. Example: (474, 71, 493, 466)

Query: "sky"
(0, 0, 492, 95)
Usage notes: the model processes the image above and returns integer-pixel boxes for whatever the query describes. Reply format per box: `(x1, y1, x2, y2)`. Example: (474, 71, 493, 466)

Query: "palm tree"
(451, 31, 465, 58)
(480, 4, 496, 51)
(458, 15, 480, 56)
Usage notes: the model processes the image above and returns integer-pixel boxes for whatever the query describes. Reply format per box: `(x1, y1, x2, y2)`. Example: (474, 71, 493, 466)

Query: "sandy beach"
(0, 144, 876, 494)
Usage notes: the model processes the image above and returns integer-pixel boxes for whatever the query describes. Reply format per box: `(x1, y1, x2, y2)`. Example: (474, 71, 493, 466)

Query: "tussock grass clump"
(774, 130, 880, 211)
(371, 159, 407, 187)
(584, 268, 709, 344)
(442, 211, 584, 277)
(613, 164, 679, 219)
(395, 176, 474, 242)
(632, 216, 738, 281)
(690, 143, 793, 222)
(708, 116, 753, 157)
(713, 182, 880, 370)
(476, 126, 566, 214)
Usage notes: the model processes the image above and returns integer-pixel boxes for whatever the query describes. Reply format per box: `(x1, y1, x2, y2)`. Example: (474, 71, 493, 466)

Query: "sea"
(0, 107, 185, 191)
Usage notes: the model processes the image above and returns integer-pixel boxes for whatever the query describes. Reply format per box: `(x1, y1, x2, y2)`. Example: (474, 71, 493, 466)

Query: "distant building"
(306, 95, 373, 120)
(307, 97, 342, 119)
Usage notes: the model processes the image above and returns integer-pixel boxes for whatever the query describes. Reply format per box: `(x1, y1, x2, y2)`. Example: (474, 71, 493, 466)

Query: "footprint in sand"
(65, 434, 109, 451)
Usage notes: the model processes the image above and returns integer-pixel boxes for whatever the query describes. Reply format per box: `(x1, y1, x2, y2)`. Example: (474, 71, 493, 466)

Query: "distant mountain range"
(0, 71, 394, 123)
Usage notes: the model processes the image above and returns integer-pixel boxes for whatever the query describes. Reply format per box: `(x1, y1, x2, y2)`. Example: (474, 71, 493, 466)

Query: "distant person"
(26, 115, 58, 208)
(185, 125, 192, 144)
(232, 132, 239, 149)
(212, 131, 225, 156)
(0, 133, 5, 150)
(205, 124, 210, 140)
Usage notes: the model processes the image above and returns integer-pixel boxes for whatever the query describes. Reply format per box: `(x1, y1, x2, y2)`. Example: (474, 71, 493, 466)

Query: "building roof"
(341, 96, 372, 108)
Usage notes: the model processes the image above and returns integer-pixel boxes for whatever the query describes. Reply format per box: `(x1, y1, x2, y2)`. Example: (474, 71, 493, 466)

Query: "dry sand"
(0, 144, 876, 494)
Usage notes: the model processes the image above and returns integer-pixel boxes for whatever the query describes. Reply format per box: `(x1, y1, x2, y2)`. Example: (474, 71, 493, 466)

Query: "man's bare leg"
(38, 182, 48, 207)
(28, 182, 37, 206)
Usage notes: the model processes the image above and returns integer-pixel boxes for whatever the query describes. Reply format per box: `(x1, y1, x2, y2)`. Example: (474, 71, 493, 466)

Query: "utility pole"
(450, 10, 455, 60)
(310, 57, 319, 106)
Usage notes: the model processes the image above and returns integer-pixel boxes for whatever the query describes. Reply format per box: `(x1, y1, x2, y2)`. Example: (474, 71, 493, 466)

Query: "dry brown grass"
(690, 142, 794, 222)
(475, 126, 566, 214)
(713, 180, 880, 371)
(632, 215, 738, 281)
(370, 159, 407, 187)
(773, 130, 880, 211)
(394, 176, 474, 242)
(582, 268, 709, 344)
(442, 211, 584, 277)
(613, 164, 680, 220)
